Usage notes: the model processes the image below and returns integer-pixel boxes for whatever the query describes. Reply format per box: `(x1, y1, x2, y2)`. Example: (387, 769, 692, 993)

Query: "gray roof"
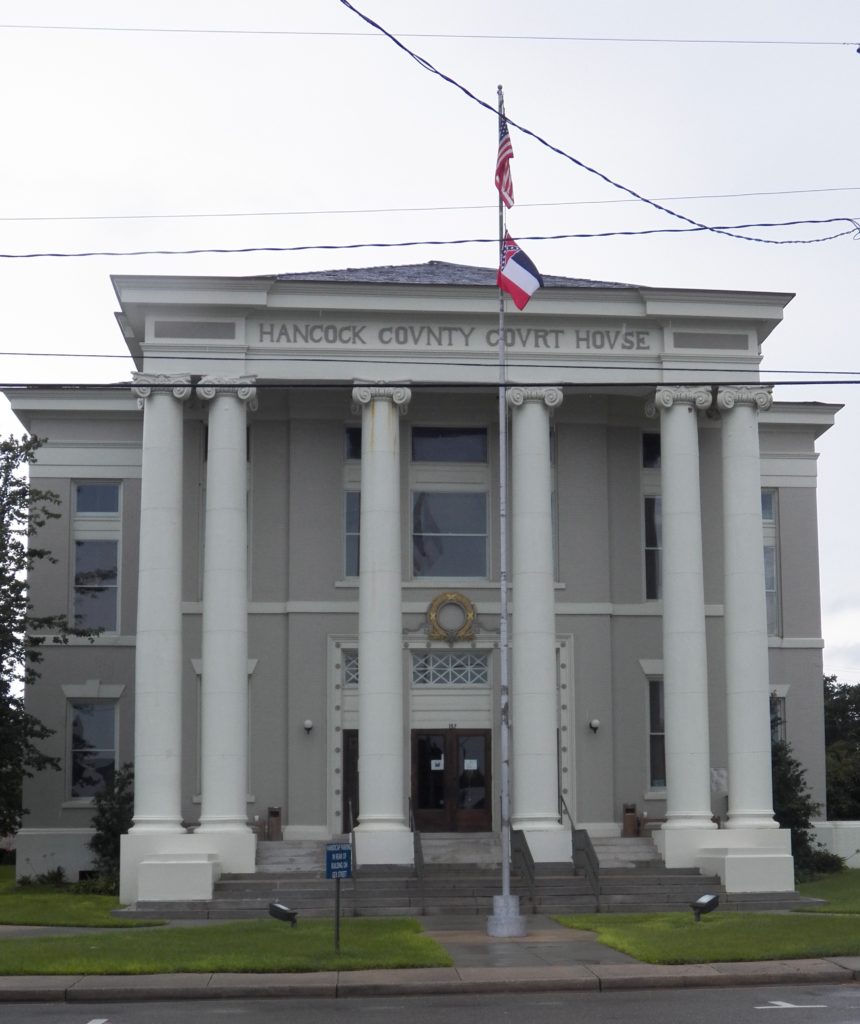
(262, 260, 636, 290)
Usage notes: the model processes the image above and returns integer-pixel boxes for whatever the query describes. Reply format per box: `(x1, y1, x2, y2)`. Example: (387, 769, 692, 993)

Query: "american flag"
(495, 115, 514, 208)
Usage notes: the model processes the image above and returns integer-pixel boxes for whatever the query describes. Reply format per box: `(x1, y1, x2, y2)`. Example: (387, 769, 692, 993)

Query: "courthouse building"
(7, 261, 842, 903)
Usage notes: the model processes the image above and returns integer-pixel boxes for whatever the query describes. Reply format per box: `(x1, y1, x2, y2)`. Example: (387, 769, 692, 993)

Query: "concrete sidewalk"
(0, 915, 859, 1003)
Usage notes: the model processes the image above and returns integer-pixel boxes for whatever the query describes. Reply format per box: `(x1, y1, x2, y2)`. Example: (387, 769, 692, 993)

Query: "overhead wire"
(2, 186, 859, 224)
(0, 22, 854, 46)
(335, 0, 860, 246)
(0, 216, 857, 259)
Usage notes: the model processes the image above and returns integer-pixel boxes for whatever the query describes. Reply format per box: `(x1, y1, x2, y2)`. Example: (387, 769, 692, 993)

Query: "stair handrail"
(559, 792, 600, 901)
(510, 829, 536, 913)
(408, 797, 426, 915)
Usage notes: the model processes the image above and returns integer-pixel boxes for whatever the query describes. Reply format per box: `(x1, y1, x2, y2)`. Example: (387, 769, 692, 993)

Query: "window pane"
(345, 427, 362, 460)
(649, 735, 666, 789)
(644, 496, 662, 548)
(71, 752, 115, 797)
(414, 534, 486, 577)
(416, 735, 446, 809)
(345, 536, 360, 578)
(642, 433, 661, 469)
(412, 427, 487, 463)
(413, 492, 486, 534)
(345, 491, 360, 532)
(649, 680, 664, 734)
(761, 490, 775, 522)
(72, 703, 115, 749)
(74, 540, 118, 582)
(74, 587, 118, 631)
(76, 484, 119, 514)
(70, 701, 115, 798)
(763, 545, 776, 590)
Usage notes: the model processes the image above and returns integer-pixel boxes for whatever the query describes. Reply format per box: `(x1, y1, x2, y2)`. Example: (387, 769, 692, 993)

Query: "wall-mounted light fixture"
(589, 718, 600, 734)
(303, 719, 314, 734)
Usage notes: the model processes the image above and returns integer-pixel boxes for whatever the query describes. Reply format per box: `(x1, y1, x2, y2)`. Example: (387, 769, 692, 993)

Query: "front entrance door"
(411, 729, 492, 832)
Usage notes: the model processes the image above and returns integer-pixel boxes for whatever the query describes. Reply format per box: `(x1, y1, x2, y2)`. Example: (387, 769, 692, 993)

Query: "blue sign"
(325, 843, 352, 879)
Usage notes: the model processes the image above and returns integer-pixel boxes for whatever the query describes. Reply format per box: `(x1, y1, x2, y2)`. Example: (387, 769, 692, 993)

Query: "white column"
(650, 386, 716, 832)
(507, 386, 565, 847)
(197, 377, 257, 834)
(129, 374, 190, 833)
(351, 384, 412, 863)
(718, 386, 778, 830)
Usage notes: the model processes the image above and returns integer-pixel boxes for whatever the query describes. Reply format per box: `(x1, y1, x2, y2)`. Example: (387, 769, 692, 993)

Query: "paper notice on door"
(464, 759, 478, 771)
(430, 758, 444, 771)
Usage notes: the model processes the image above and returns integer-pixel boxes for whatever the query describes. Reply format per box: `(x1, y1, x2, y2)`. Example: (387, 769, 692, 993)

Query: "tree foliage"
(87, 763, 134, 888)
(0, 435, 94, 835)
(823, 674, 860, 820)
(771, 693, 842, 879)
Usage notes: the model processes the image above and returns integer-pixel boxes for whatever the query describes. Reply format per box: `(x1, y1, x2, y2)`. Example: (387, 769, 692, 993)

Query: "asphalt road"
(8, 985, 860, 1024)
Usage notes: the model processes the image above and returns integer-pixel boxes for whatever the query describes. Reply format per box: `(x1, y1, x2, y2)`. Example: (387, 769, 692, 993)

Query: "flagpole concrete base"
(487, 894, 527, 937)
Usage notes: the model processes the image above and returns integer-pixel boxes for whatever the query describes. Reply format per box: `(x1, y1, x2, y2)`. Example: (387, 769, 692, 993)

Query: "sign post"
(325, 843, 352, 952)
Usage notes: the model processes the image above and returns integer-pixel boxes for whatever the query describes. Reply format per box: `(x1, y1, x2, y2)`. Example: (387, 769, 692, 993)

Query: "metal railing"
(559, 792, 600, 903)
(511, 829, 537, 913)
(408, 797, 426, 915)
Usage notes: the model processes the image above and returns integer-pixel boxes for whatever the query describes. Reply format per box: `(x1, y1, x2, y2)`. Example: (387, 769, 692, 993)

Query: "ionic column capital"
(716, 385, 773, 413)
(646, 385, 712, 419)
(132, 373, 192, 409)
(351, 382, 412, 415)
(506, 386, 564, 411)
(196, 375, 258, 411)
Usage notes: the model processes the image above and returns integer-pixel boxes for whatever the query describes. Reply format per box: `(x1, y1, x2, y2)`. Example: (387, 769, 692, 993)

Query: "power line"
(2, 346, 860, 382)
(0, 22, 854, 47)
(1, 377, 857, 390)
(0, 217, 857, 259)
(336, 0, 860, 247)
(3, 186, 858, 224)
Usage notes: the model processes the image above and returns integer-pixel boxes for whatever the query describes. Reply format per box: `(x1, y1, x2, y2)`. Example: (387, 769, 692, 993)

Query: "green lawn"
(796, 869, 860, 913)
(0, 917, 452, 975)
(0, 865, 158, 928)
(555, 910, 860, 964)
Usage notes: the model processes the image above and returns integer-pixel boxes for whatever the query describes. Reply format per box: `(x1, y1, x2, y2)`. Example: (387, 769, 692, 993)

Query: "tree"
(823, 674, 860, 820)
(0, 435, 94, 834)
(771, 694, 842, 878)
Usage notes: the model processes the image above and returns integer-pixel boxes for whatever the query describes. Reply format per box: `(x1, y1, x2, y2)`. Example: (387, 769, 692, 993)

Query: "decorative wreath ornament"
(427, 591, 476, 643)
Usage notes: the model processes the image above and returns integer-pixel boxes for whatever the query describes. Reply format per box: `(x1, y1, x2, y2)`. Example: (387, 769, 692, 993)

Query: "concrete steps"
(116, 833, 805, 920)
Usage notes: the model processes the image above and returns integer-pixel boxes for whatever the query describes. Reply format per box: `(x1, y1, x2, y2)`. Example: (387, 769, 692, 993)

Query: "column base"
(725, 813, 779, 830)
(654, 825, 794, 892)
(120, 831, 256, 905)
(353, 827, 413, 866)
(514, 825, 571, 864)
(487, 894, 527, 937)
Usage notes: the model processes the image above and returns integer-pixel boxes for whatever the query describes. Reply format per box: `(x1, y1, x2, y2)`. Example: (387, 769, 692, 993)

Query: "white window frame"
(762, 488, 781, 637)
(72, 481, 122, 634)
(66, 699, 118, 802)
(409, 426, 490, 582)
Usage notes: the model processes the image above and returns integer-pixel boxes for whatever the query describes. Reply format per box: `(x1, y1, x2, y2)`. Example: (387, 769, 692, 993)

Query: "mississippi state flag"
(497, 233, 543, 310)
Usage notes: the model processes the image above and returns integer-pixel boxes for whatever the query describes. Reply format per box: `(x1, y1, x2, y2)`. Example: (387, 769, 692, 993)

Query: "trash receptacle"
(267, 806, 282, 841)
(622, 803, 639, 837)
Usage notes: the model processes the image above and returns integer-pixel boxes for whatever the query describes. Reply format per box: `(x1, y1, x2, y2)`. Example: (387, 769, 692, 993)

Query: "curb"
(0, 960, 857, 1003)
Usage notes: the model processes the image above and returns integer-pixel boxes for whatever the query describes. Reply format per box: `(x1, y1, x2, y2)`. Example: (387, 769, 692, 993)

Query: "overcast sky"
(1, 0, 858, 678)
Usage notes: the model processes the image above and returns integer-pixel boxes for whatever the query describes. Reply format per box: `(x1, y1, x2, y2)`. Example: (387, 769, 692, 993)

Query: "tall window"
(648, 679, 666, 789)
(73, 483, 121, 632)
(762, 489, 780, 635)
(344, 429, 361, 577)
(69, 701, 116, 798)
(345, 492, 360, 577)
(411, 427, 489, 579)
(644, 495, 662, 600)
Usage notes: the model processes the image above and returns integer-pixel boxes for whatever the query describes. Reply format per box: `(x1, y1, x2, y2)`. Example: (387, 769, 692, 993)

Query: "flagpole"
(487, 83, 525, 938)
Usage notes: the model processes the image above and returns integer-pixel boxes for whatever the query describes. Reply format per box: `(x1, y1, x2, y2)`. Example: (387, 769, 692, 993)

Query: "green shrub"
(87, 763, 134, 892)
